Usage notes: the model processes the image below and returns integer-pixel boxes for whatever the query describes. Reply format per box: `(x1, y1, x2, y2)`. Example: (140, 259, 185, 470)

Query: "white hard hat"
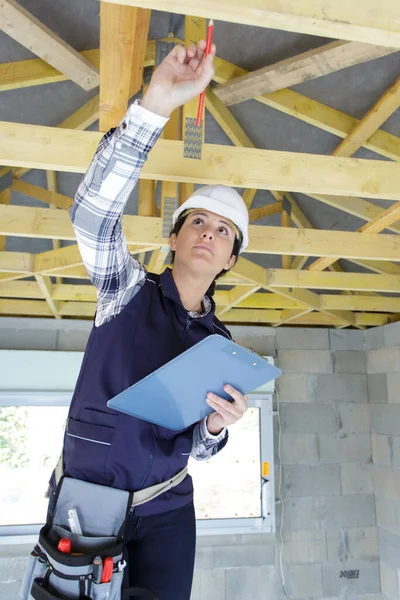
(172, 185, 249, 253)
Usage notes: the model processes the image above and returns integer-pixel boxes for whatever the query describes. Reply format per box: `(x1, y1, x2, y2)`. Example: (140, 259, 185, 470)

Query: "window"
(0, 350, 275, 541)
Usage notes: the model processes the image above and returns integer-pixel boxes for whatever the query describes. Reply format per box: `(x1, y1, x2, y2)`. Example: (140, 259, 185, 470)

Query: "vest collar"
(160, 268, 216, 332)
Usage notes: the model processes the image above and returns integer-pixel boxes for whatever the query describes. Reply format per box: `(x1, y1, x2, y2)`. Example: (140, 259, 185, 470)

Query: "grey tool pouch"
(19, 476, 157, 600)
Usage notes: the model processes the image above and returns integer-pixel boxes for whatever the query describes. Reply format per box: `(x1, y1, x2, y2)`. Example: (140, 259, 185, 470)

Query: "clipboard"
(107, 335, 281, 430)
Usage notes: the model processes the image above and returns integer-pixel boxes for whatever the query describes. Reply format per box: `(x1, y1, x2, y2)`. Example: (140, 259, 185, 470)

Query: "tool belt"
(20, 466, 188, 600)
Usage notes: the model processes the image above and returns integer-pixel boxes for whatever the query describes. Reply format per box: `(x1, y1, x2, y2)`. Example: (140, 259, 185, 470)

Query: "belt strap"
(131, 466, 188, 508)
(50, 450, 188, 507)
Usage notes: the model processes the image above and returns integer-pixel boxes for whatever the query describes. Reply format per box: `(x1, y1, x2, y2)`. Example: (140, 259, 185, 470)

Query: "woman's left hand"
(206, 384, 248, 435)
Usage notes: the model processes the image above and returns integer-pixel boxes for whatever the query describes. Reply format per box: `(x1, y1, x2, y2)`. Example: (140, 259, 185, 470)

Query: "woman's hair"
(169, 211, 242, 297)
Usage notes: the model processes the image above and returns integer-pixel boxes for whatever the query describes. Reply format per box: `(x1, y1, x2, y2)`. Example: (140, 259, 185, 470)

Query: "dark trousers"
(123, 501, 196, 600)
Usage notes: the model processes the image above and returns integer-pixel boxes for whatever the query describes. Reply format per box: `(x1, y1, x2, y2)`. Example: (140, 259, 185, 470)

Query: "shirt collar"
(160, 268, 216, 329)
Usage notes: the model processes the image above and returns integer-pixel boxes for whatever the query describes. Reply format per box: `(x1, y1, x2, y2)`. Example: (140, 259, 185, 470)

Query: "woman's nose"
(201, 229, 214, 240)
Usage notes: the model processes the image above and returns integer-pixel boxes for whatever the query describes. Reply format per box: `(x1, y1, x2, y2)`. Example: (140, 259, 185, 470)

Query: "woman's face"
(170, 209, 237, 276)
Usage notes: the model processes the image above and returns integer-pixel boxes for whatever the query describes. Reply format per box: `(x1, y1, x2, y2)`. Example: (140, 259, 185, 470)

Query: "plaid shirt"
(70, 101, 227, 461)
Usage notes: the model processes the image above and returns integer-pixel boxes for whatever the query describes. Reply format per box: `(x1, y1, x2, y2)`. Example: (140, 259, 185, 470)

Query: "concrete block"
(318, 433, 372, 464)
(194, 543, 275, 570)
(281, 433, 319, 464)
(379, 527, 400, 569)
(330, 329, 365, 351)
(380, 560, 400, 598)
(367, 347, 400, 373)
(393, 436, 400, 471)
(57, 329, 90, 351)
(316, 374, 367, 402)
(364, 327, 384, 351)
(190, 570, 201, 600)
(372, 465, 400, 503)
(387, 372, 400, 404)
(368, 373, 388, 403)
(276, 327, 329, 350)
(277, 349, 334, 373)
(280, 403, 339, 434)
(370, 404, 400, 436)
(281, 529, 327, 564)
(283, 464, 341, 497)
(371, 433, 392, 466)
(276, 373, 316, 402)
(327, 527, 379, 562)
(337, 403, 371, 434)
(0, 327, 58, 350)
(383, 321, 400, 348)
(199, 569, 225, 600)
(283, 564, 323, 598)
(225, 566, 285, 600)
(322, 560, 380, 595)
(334, 350, 367, 374)
(229, 325, 276, 356)
(282, 495, 376, 531)
(340, 464, 373, 495)
(376, 495, 397, 534)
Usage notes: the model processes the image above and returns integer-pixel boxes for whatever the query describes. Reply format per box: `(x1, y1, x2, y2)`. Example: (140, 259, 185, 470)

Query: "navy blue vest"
(61, 268, 231, 516)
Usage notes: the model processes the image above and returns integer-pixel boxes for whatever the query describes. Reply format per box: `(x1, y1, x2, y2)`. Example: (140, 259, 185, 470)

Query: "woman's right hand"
(140, 41, 216, 118)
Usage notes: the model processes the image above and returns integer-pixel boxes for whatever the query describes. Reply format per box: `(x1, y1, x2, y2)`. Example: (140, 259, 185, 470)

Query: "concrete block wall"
(1, 318, 399, 599)
(365, 321, 400, 600)
(273, 327, 380, 600)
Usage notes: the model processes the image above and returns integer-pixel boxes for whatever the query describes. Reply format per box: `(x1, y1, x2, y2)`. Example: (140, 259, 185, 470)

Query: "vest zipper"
(182, 317, 192, 350)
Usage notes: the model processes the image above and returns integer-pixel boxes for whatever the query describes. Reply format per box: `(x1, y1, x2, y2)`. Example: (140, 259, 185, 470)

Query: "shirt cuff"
(201, 416, 227, 441)
(127, 99, 170, 129)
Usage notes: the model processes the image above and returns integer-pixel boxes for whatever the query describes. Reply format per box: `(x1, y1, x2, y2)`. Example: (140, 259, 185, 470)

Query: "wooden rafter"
(3, 206, 400, 262)
(2, 123, 400, 199)
(99, 2, 138, 132)
(102, 0, 400, 48)
(0, 0, 99, 90)
(214, 41, 397, 106)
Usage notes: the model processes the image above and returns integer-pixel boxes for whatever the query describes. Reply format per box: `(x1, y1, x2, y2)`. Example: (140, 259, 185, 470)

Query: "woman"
(58, 40, 250, 599)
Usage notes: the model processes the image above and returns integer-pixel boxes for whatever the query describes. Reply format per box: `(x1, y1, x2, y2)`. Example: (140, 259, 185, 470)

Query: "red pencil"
(196, 19, 214, 127)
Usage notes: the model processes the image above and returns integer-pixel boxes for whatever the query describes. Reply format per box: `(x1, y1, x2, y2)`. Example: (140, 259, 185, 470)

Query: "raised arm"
(70, 41, 216, 327)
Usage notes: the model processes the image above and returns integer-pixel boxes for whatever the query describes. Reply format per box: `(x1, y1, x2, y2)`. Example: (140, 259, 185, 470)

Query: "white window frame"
(0, 351, 275, 543)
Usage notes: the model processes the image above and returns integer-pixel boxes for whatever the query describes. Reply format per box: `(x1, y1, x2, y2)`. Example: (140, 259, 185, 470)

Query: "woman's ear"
(225, 254, 237, 271)
(169, 233, 177, 251)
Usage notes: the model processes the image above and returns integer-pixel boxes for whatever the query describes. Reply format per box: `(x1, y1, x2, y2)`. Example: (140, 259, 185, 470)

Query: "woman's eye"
(219, 227, 228, 235)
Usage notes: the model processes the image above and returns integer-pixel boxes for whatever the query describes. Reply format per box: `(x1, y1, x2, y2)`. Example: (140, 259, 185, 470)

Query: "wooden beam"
(3, 205, 400, 261)
(102, 0, 400, 48)
(216, 285, 260, 318)
(100, 2, 138, 131)
(320, 294, 400, 313)
(0, 0, 99, 90)
(3, 123, 400, 200)
(213, 58, 400, 163)
(0, 39, 162, 92)
(129, 8, 151, 97)
(34, 274, 61, 319)
(138, 180, 156, 216)
(11, 179, 73, 210)
(333, 76, 400, 158)
(0, 251, 32, 274)
(309, 201, 400, 271)
(0, 188, 10, 251)
(281, 208, 291, 270)
(249, 203, 283, 222)
(45, 171, 62, 285)
(2, 279, 399, 316)
(233, 257, 357, 328)
(267, 269, 400, 293)
(214, 41, 397, 106)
